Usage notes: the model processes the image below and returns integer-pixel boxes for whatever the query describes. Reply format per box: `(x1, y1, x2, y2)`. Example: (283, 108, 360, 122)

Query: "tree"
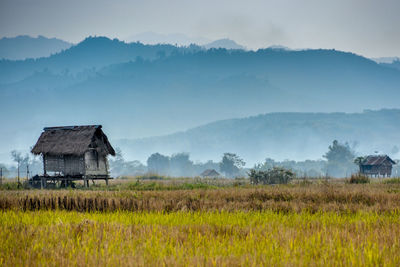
(169, 153, 193, 177)
(109, 148, 147, 177)
(353, 156, 365, 173)
(147, 153, 170, 175)
(11, 150, 30, 185)
(249, 167, 295, 185)
(323, 140, 356, 177)
(0, 164, 9, 179)
(219, 153, 245, 178)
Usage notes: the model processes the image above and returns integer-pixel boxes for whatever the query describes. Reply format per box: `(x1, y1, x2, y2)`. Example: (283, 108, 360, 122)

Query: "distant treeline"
(108, 140, 396, 178)
(1, 140, 399, 179)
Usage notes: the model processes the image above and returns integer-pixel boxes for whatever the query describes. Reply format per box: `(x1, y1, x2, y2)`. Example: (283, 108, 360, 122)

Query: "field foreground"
(1, 183, 400, 266)
(1, 210, 400, 266)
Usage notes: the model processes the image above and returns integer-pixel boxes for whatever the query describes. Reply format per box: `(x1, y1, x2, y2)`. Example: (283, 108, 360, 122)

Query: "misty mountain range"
(116, 109, 400, 164)
(1, 36, 400, 164)
(125, 32, 211, 46)
(0, 35, 246, 62)
(0, 35, 72, 60)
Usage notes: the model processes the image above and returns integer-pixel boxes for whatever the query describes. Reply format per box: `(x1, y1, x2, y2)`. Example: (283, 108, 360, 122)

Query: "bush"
(382, 178, 400, 184)
(348, 174, 370, 184)
(249, 167, 295, 185)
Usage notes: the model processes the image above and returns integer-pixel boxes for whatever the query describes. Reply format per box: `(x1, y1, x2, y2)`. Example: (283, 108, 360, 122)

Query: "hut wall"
(64, 155, 85, 176)
(44, 155, 64, 173)
(361, 164, 393, 177)
(84, 150, 108, 176)
(44, 155, 84, 176)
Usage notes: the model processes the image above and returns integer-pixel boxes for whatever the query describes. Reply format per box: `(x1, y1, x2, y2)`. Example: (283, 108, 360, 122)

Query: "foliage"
(323, 140, 356, 177)
(147, 153, 170, 175)
(383, 178, 400, 184)
(169, 153, 193, 177)
(109, 148, 147, 177)
(255, 158, 326, 177)
(347, 173, 370, 184)
(353, 156, 365, 174)
(0, 164, 9, 177)
(249, 167, 295, 185)
(353, 156, 365, 166)
(5, 151, 42, 178)
(219, 153, 245, 178)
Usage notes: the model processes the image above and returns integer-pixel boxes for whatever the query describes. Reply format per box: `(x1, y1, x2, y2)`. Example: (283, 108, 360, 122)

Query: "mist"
(1, 36, 400, 174)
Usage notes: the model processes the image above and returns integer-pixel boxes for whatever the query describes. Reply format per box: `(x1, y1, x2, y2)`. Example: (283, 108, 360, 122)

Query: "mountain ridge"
(115, 109, 400, 164)
(0, 35, 72, 60)
(1, 37, 400, 164)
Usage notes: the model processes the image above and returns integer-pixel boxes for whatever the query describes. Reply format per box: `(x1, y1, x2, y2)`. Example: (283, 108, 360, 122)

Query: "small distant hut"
(359, 155, 396, 177)
(31, 125, 115, 187)
(200, 169, 220, 178)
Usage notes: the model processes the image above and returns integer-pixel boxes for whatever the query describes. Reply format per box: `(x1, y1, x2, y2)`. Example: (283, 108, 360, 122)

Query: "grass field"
(1, 179, 400, 266)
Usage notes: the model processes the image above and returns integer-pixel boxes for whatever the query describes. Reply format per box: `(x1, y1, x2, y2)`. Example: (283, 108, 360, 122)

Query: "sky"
(0, 0, 400, 58)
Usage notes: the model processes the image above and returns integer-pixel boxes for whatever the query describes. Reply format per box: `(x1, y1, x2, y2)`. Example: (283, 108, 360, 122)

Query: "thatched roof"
(362, 155, 396, 166)
(200, 169, 220, 177)
(31, 125, 115, 156)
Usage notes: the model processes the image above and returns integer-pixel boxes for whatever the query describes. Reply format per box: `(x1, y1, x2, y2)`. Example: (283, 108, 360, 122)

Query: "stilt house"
(359, 155, 396, 177)
(31, 125, 115, 178)
(200, 169, 220, 178)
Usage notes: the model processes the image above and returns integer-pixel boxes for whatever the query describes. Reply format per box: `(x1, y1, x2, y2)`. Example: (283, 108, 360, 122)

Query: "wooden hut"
(200, 169, 220, 178)
(31, 125, 115, 187)
(359, 155, 396, 177)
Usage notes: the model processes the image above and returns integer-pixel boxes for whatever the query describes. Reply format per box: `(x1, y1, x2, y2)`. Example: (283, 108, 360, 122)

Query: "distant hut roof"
(362, 155, 396, 165)
(31, 125, 115, 156)
(201, 169, 220, 177)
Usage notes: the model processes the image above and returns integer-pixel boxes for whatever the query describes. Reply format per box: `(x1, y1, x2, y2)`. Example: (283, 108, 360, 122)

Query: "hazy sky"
(1, 0, 399, 57)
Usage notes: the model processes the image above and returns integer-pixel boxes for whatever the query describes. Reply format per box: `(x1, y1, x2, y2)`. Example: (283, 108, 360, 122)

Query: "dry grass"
(1, 182, 400, 266)
(1, 184, 400, 213)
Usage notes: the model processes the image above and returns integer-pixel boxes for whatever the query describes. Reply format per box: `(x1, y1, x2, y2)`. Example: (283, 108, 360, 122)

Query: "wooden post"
(26, 164, 29, 182)
(84, 177, 88, 188)
(43, 154, 47, 175)
(106, 177, 109, 186)
(17, 160, 20, 188)
(41, 177, 44, 189)
(0, 167, 2, 185)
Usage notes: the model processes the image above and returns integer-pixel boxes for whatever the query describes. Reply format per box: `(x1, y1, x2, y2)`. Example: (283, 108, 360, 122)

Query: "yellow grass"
(1, 183, 400, 266)
(1, 210, 400, 266)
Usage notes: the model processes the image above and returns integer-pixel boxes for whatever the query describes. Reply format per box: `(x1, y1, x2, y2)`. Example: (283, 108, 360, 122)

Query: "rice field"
(1, 182, 400, 266)
(1, 210, 400, 266)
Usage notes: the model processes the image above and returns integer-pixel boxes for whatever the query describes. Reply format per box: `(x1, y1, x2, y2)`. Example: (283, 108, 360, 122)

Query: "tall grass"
(1, 184, 400, 213)
(1, 210, 399, 266)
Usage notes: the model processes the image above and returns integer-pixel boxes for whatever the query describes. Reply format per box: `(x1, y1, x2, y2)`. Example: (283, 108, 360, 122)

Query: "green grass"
(383, 178, 400, 184)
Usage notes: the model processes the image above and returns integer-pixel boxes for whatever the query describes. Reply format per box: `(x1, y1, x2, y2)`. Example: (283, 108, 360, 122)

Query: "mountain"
(126, 32, 210, 46)
(380, 60, 400, 72)
(371, 57, 400, 64)
(0, 35, 72, 60)
(0, 36, 202, 83)
(203, 39, 245, 50)
(1, 37, 400, 163)
(126, 33, 244, 50)
(267, 45, 291, 50)
(116, 109, 400, 164)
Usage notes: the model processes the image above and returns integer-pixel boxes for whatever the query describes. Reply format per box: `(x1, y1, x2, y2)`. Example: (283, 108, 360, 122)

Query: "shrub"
(383, 178, 400, 184)
(249, 167, 295, 185)
(348, 174, 370, 184)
